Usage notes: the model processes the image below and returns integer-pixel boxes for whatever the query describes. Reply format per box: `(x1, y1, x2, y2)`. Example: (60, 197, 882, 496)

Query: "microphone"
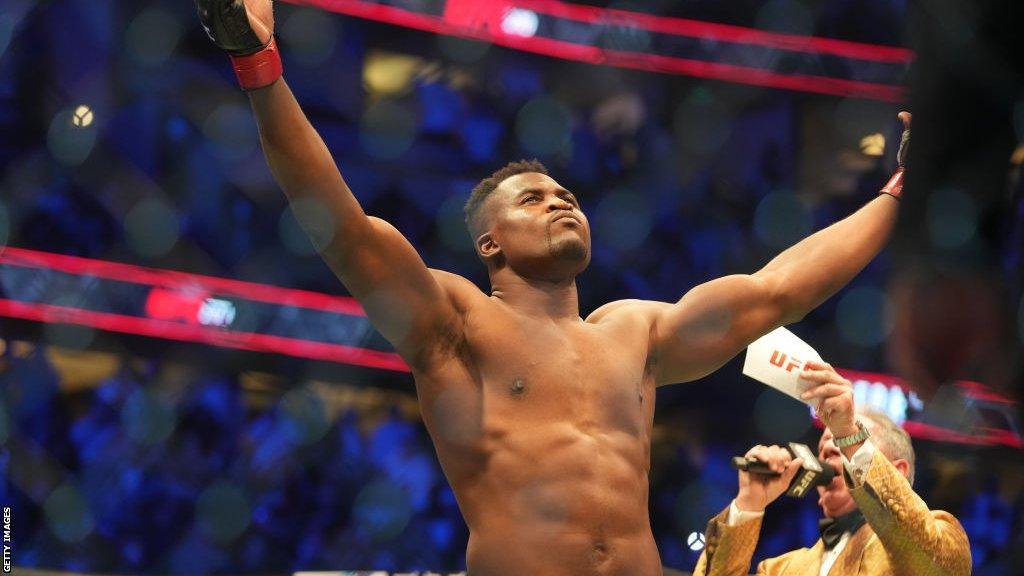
(730, 442, 836, 498)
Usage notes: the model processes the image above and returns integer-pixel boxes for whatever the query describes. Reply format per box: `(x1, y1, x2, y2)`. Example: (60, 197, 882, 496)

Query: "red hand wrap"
(229, 37, 282, 90)
(879, 167, 904, 200)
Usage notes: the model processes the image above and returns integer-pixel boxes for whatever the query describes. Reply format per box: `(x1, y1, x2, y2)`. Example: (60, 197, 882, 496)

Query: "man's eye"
(523, 196, 539, 203)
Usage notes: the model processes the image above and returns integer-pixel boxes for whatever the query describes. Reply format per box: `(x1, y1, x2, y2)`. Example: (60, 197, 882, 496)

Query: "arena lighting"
(71, 104, 94, 128)
(829, 368, 1023, 449)
(500, 8, 539, 38)
(0, 247, 409, 372)
(287, 0, 909, 101)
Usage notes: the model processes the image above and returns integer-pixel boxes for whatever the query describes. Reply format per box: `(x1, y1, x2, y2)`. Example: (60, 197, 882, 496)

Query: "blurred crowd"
(3, 344, 467, 572)
(2, 344, 1022, 574)
(1, 0, 1023, 574)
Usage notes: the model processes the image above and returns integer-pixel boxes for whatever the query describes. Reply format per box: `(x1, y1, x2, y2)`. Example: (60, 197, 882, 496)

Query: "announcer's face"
(816, 427, 858, 519)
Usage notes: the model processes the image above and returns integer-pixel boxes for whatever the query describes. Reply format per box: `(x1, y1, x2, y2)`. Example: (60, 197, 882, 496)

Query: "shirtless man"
(195, 1, 910, 573)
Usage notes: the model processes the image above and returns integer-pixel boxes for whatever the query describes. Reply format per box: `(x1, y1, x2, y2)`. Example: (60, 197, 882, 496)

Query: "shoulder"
(429, 269, 487, 307)
(585, 298, 668, 325)
(428, 266, 495, 319)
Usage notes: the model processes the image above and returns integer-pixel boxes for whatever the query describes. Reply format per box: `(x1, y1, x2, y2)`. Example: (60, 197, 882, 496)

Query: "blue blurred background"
(0, 0, 1022, 574)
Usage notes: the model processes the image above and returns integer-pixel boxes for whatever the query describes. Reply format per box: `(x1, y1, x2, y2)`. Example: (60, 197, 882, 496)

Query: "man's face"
(815, 426, 858, 518)
(482, 172, 591, 277)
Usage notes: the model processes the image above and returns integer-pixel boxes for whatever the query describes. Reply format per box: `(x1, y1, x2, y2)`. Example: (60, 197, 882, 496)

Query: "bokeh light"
(47, 108, 98, 166)
(756, 0, 815, 35)
(594, 189, 654, 252)
(280, 7, 338, 67)
(501, 8, 540, 37)
(363, 52, 420, 95)
(279, 385, 331, 446)
(124, 198, 181, 258)
(121, 388, 176, 445)
(359, 99, 418, 160)
(125, 7, 183, 67)
(834, 97, 893, 145)
(927, 188, 977, 249)
(277, 197, 336, 257)
(71, 105, 94, 128)
(436, 194, 474, 253)
(753, 388, 812, 443)
(516, 97, 572, 156)
(687, 531, 705, 551)
(836, 285, 893, 347)
(674, 91, 732, 155)
(437, 35, 491, 64)
(44, 484, 95, 543)
(859, 133, 885, 157)
(202, 102, 260, 161)
(753, 191, 811, 249)
(352, 478, 413, 542)
(197, 481, 251, 544)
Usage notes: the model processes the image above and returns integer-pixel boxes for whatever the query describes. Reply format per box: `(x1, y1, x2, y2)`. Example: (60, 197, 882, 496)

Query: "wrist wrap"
(229, 37, 282, 90)
(879, 167, 904, 200)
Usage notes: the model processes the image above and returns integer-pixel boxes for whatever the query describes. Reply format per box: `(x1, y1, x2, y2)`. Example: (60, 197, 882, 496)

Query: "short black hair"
(464, 159, 549, 236)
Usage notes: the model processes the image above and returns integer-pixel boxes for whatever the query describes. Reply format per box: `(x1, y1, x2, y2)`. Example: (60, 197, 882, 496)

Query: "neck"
(489, 269, 581, 321)
(820, 499, 859, 519)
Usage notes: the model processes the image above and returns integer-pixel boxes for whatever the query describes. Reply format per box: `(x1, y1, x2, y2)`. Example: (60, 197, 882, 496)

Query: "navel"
(510, 378, 526, 396)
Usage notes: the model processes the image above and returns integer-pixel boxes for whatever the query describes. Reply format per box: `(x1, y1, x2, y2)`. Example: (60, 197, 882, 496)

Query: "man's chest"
(461, 314, 654, 428)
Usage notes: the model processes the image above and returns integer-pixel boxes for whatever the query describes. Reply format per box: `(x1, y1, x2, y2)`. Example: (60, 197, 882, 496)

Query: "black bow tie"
(818, 511, 867, 550)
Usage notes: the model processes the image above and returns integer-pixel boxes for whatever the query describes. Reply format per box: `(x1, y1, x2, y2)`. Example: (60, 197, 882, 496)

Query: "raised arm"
(195, 0, 459, 367)
(651, 114, 910, 385)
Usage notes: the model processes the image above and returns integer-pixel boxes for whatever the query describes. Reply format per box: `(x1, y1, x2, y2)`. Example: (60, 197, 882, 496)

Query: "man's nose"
(820, 439, 840, 459)
(546, 196, 573, 211)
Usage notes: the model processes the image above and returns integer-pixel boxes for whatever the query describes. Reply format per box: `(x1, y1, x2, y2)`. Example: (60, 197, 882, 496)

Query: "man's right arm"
(694, 445, 803, 576)
(196, 0, 460, 367)
(249, 82, 459, 366)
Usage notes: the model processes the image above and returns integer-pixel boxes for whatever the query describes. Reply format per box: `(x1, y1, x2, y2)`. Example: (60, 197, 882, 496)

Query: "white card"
(742, 326, 823, 403)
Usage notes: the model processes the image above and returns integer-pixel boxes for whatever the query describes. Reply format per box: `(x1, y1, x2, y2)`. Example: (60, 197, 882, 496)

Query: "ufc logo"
(769, 351, 804, 372)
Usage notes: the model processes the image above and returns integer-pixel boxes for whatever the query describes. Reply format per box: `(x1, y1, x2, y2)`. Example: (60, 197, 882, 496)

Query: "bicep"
(651, 274, 786, 385)
(322, 216, 460, 365)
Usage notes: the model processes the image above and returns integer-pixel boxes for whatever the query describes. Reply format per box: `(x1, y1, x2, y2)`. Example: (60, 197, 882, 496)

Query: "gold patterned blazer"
(692, 449, 971, 576)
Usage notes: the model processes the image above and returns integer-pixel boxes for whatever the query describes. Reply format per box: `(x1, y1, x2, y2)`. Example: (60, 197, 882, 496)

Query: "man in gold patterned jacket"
(693, 360, 971, 576)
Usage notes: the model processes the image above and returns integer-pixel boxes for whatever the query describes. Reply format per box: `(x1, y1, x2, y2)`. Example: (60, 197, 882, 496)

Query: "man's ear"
(476, 232, 501, 259)
(892, 458, 910, 480)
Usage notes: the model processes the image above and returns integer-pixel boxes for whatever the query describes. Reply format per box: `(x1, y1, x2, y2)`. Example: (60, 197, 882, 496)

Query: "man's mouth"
(551, 212, 580, 225)
(824, 458, 844, 487)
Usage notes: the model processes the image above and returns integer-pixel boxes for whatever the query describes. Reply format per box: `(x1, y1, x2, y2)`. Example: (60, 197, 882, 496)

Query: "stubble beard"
(546, 226, 589, 264)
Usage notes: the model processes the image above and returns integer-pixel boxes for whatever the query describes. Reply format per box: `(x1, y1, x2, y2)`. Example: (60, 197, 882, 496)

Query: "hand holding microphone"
(733, 444, 806, 513)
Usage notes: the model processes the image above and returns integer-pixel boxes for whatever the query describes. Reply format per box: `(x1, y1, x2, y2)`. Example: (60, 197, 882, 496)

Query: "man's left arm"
(651, 190, 898, 385)
(651, 114, 909, 385)
(802, 361, 971, 576)
(848, 446, 972, 576)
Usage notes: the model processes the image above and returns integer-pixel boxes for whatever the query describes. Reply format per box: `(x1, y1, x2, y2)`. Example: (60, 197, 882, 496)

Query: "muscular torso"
(412, 274, 664, 576)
